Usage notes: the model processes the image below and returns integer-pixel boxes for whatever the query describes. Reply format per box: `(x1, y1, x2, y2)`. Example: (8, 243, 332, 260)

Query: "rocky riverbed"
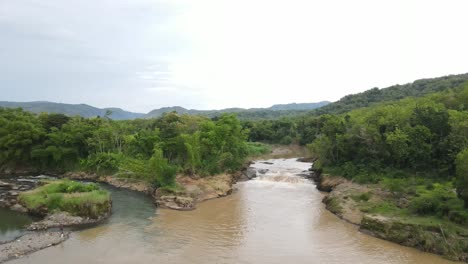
(0, 179, 38, 212)
(0, 231, 69, 263)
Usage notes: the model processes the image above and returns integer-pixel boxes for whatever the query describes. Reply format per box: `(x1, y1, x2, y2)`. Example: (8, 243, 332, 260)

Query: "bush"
(455, 149, 468, 208)
(409, 183, 466, 221)
(381, 178, 419, 196)
(81, 152, 123, 174)
(448, 210, 468, 225)
(341, 162, 358, 179)
(280, 135, 293, 145)
(353, 172, 381, 184)
(410, 195, 441, 215)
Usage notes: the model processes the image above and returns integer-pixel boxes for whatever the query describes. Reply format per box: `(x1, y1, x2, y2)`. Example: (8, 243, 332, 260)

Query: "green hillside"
(313, 73, 468, 115)
(0, 101, 144, 120)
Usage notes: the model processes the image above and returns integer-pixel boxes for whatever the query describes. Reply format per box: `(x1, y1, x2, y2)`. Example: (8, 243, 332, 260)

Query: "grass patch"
(324, 197, 343, 215)
(158, 184, 185, 194)
(360, 200, 404, 215)
(19, 180, 111, 219)
(351, 192, 372, 202)
(246, 142, 272, 157)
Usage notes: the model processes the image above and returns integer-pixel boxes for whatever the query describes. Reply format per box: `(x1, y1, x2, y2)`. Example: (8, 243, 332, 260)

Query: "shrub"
(455, 149, 468, 208)
(353, 172, 381, 184)
(409, 183, 466, 222)
(410, 195, 441, 215)
(448, 210, 468, 225)
(81, 152, 123, 174)
(280, 135, 293, 145)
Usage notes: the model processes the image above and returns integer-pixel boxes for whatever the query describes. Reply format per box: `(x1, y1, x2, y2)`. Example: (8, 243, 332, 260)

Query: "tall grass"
(246, 142, 272, 157)
(19, 180, 111, 219)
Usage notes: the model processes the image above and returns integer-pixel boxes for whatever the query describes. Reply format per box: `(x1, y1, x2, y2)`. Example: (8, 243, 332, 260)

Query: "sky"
(1, 0, 467, 113)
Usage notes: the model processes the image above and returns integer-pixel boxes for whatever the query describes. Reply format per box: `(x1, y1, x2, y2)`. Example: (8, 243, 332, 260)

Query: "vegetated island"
(0, 180, 111, 262)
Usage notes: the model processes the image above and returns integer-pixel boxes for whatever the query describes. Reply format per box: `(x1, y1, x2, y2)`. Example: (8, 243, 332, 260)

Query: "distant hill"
(0, 101, 330, 120)
(269, 101, 329, 111)
(0, 101, 144, 120)
(313, 73, 468, 115)
(144, 101, 330, 119)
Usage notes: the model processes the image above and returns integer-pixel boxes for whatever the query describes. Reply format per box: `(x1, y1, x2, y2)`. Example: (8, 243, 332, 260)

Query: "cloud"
(1, 0, 468, 112)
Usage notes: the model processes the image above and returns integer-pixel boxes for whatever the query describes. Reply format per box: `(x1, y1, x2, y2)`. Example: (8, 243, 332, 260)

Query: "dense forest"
(0, 110, 248, 190)
(247, 83, 468, 225)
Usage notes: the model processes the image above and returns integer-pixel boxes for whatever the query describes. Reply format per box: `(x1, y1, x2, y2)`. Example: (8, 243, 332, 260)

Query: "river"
(3, 159, 456, 263)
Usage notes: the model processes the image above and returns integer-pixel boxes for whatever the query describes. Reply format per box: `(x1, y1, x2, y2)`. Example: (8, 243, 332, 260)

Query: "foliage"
(19, 180, 110, 218)
(245, 142, 272, 156)
(455, 149, 468, 208)
(409, 183, 461, 215)
(0, 108, 249, 188)
(301, 84, 468, 226)
(312, 73, 468, 116)
(81, 152, 123, 174)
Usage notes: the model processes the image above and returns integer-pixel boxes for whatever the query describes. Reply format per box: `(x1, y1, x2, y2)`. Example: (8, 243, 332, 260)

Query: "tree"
(455, 149, 468, 208)
(0, 108, 45, 167)
(182, 132, 202, 175)
(39, 113, 70, 131)
(385, 128, 409, 167)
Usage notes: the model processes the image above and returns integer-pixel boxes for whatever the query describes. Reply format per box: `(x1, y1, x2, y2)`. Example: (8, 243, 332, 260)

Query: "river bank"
(62, 171, 238, 211)
(310, 170, 468, 262)
(0, 232, 69, 263)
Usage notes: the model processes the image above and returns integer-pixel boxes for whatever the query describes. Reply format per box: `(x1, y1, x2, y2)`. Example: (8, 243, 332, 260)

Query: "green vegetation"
(0, 101, 144, 120)
(0, 109, 248, 188)
(243, 74, 468, 234)
(245, 142, 272, 156)
(351, 192, 372, 202)
(245, 73, 468, 144)
(456, 149, 468, 207)
(361, 215, 468, 261)
(323, 196, 343, 215)
(312, 73, 468, 116)
(308, 85, 468, 226)
(2, 72, 467, 243)
(19, 180, 111, 218)
(0, 101, 330, 121)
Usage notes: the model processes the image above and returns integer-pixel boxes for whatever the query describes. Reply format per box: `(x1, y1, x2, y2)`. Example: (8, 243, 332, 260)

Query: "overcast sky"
(1, 0, 467, 113)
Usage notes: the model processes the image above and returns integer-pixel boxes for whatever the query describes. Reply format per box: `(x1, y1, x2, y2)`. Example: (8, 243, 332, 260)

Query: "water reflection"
(0, 208, 33, 243)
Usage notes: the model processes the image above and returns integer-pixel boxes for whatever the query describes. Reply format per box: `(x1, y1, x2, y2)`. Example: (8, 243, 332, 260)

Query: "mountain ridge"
(0, 100, 330, 120)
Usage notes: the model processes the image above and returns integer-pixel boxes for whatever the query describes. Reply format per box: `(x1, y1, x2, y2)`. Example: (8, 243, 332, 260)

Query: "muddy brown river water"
(6, 159, 456, 264)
